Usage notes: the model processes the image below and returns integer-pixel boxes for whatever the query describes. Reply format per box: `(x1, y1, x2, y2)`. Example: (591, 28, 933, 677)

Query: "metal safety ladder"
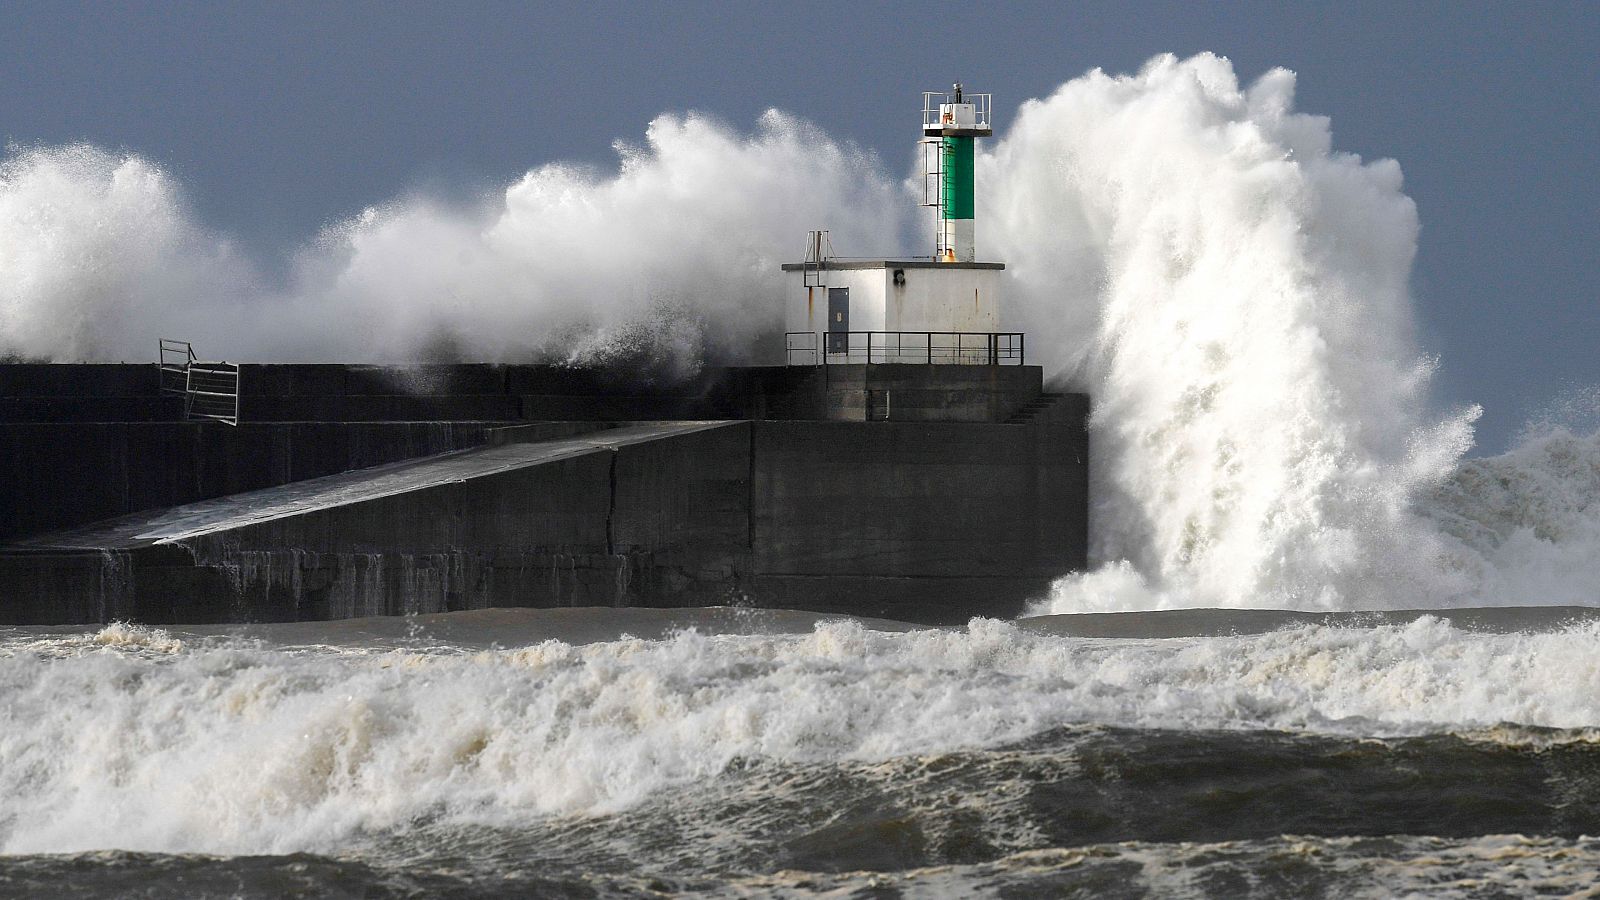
(801, 230, 832, 288)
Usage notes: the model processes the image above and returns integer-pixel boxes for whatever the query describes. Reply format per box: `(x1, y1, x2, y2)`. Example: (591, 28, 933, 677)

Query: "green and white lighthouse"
(922, 83, 992, 263)
(781, 82, 1007, 364)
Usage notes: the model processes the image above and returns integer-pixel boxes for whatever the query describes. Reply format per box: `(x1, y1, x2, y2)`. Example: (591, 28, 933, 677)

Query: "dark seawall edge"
(8, 604, 1600, 648)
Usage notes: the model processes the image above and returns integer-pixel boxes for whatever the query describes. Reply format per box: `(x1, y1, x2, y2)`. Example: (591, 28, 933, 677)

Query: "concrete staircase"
(1005, 392, 1066, 424)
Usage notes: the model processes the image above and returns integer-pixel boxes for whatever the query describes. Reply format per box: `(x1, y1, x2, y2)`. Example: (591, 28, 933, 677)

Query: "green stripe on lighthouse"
(941, 136, 974, 220)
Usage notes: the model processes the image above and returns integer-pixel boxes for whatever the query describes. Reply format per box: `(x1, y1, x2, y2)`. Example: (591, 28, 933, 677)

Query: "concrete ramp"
(18, 422, 732, 551)
(1, 422, 751, 624)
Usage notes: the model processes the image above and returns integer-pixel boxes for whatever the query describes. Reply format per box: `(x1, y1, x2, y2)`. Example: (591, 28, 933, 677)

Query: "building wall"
(785, 269, 888, 336)
(886, 266, 1001, 332)
(785, 266, 1002, 338)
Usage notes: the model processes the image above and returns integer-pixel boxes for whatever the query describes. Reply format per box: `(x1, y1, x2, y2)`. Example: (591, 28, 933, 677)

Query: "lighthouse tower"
(781, 83, 1011, 365)
(923, 83, 992, 263)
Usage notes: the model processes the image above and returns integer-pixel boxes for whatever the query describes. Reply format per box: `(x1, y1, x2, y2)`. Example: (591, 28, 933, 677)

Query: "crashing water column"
(923, 83, 992, 263)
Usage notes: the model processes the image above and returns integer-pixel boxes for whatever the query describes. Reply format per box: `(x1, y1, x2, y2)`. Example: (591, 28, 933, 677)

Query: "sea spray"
(0, 113, 900, 371)
(0, 145, 253, 361)
(1425, 426, 1600, 606)
(992, 54, 1478, 612)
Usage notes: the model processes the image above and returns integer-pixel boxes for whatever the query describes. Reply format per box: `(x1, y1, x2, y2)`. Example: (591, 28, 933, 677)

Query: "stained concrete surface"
(1, 363, 1089, 626)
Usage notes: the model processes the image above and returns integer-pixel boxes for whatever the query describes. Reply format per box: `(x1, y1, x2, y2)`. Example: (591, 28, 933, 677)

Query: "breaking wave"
(992, 54, 1480, 612)
(4, 615, 1600, 856)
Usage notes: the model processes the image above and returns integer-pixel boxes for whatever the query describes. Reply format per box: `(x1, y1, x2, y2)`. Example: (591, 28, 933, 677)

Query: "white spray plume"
(0, 112, 901, 370)
(1424, 425, 1600, 608)
(987, 54, 1479, 612)
(0, 144, 254, 361)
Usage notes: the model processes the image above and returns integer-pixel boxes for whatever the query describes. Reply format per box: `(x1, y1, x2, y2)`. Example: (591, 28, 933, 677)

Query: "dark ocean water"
(4, 606, 1600, 898)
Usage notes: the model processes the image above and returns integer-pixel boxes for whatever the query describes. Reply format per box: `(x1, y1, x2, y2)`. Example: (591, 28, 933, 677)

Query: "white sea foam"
(3, 616, 1600, 855)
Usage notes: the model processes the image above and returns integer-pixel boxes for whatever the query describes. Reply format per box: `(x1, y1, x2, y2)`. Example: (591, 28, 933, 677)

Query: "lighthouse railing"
(922, 92, 992, 131)
(790, 331, 1024, 366)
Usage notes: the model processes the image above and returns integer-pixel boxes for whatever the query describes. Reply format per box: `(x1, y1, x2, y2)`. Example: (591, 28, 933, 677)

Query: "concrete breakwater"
(1, 363, 1087, 625)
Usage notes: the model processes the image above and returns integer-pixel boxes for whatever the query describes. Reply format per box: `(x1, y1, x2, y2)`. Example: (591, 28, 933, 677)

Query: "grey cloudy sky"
(1, 0, 1595, 451)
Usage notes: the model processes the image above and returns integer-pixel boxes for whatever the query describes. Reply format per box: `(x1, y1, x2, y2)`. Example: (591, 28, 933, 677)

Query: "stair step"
(1005, 394, 1066, 424)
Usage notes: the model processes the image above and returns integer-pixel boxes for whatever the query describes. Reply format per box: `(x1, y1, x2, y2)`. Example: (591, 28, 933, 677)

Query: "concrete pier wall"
(1, 362, 1042, 424)
(749, 416, 1088, 620)
(1, 362, 1086, 625)
(0, 421, 503, 543)
(2, 362, 1047, 544)
(1, 411, 1087, 625)
(811, 364, 1040, 422)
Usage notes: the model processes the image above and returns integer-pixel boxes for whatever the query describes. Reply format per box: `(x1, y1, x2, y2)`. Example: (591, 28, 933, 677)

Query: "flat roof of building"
(780, 260, 1005, 271)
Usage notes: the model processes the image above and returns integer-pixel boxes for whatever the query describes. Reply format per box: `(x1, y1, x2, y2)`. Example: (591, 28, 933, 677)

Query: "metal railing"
(186, 361, 240, 425)
(786, 331, 820, 366)
(158, 339, 240, 425)
(785, 331, 1024, 366)
(922, 91, 992, 132)
(158, 339, 195, 395)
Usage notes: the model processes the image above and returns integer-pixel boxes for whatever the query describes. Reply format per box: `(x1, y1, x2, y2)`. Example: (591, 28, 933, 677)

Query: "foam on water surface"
(5, 611, 1600, 857)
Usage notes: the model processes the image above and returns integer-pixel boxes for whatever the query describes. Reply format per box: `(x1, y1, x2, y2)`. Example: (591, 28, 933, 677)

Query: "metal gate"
(186, 361, 240, 426)
(158, 339, 240, 426)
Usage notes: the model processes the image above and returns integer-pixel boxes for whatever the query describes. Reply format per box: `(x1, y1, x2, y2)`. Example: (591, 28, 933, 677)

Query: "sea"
(7, 51, 1600, 898)
(5, 606, 1600, 897)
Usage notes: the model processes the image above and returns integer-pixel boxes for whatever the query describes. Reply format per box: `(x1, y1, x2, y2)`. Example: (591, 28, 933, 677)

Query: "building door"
(827, 287, 849, 354)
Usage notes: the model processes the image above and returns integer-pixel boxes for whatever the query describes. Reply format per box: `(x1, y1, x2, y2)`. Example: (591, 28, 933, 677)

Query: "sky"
(1, 0, 1595, 452)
